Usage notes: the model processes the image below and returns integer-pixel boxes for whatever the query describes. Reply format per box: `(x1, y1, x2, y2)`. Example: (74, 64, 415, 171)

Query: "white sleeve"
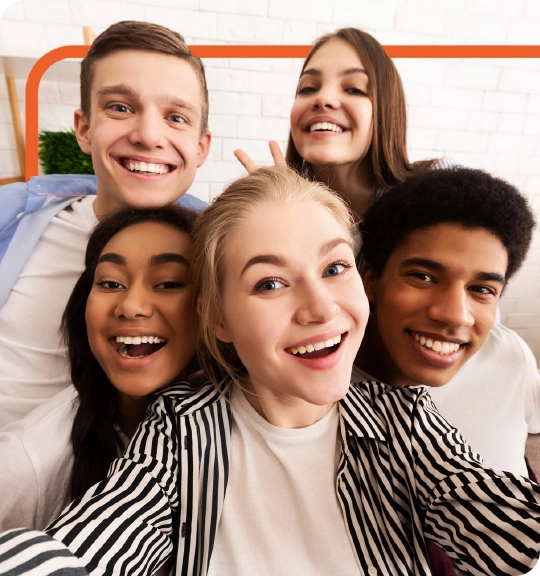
(0, 430, 39, 531)
(522, 337, 540, 432)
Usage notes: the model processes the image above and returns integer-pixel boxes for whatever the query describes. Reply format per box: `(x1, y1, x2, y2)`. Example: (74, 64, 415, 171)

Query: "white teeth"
(288, 335, 343, 356)
(309, 122, 343, 133)
(124, 160, 170, 174)
(412, 333, 461, 355)
(115, 335, 165, 344)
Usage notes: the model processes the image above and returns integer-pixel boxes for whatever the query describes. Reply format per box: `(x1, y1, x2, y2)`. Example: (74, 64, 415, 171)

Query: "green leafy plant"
(38, 129, 94, 175)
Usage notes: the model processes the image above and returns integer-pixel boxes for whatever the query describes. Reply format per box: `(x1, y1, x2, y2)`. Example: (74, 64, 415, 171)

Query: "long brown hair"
(62, 206, 197, 500)
(286, 28, 436, 188)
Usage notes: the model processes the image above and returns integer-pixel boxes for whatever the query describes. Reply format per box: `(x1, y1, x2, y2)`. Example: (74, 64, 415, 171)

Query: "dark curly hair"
(61, 205, 197, 500)
(360, 167, 536, 281)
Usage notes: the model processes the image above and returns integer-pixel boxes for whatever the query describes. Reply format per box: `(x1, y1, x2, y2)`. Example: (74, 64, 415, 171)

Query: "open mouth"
(409, 331, 463, 356)
(111, 335, 166, 359)
(119, 159, 174, 175)
(308, 122, 344, 133)
(286, 333, 344, 359)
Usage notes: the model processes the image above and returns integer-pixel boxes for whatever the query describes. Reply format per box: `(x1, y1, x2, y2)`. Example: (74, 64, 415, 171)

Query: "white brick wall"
(1, 0, 539, 360)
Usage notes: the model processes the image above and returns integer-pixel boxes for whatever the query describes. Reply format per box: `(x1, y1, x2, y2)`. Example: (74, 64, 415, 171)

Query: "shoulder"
(431, 157, 458, 170)
(176, 193, 208, 214)
(341, 379, 430, 441)
(474, 323, 537, 370)
(153, 379, 227, 417)
(0, 386, 78, 445)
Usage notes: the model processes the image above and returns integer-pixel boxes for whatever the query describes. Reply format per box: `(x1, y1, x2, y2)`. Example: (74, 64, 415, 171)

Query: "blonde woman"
(1, 168, 539, 576)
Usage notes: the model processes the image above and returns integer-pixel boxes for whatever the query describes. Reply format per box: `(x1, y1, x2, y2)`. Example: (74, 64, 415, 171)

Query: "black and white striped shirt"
(1, 379, 539, 576)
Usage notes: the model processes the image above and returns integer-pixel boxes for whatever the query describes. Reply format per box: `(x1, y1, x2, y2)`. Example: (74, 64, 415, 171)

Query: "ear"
(215, 317, 233, 343)
(196, 130, 212, 168)
(74, 109, 92, 155)
(361, 262, 377, 303)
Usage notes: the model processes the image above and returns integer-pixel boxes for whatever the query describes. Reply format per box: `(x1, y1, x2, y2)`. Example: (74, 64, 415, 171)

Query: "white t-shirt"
(208, 385, 360, 576)
(0, 197, 97, 427)
(352, 323, 540, 477)
(0, 385, 77, 531)
(429, 323, 540, 477)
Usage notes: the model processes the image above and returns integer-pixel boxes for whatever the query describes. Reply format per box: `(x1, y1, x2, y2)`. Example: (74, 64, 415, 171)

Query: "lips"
(407, 330, 465, 368)
(117, 157, 175, 175)
(304, 117, 347, 133)
(111, 335, 167, 359)
(286, 332, 347, 362)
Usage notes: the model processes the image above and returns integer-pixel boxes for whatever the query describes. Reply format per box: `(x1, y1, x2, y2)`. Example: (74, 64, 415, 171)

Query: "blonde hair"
(190, 166, 355, 391)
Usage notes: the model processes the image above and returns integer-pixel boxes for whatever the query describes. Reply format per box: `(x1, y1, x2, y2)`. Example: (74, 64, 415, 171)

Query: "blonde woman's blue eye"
(254, 278, 284, 292)
(323, 263, 349, 277)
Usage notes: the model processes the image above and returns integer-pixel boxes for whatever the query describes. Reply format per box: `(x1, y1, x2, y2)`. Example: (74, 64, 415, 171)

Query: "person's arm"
(0, 431, 40, 531)
(0, 391, 180, 576)
(413, 391, 540, 575)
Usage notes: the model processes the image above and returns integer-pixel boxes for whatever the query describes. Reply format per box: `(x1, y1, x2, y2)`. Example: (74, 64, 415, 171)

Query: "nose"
(310, 86, 341, 110)
(295, 281, 340, 325)
(427, 284, 474, 328)
(128, 111, 165, 149)
(115, 284, 154, 320)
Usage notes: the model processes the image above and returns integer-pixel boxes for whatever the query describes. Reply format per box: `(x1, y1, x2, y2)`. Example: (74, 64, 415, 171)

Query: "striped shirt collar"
(167, 377, 387, 442)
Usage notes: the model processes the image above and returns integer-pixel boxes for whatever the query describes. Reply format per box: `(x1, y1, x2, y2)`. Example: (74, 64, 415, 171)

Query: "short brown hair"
(80, 20, 209, 132)
(190, 166, 355, 391)
(286, 28, 436, 188)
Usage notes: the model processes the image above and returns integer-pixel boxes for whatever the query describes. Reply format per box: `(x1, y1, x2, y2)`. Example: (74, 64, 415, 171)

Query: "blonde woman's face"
(215, 200, 369, 413)
(290, 38, 373, 170)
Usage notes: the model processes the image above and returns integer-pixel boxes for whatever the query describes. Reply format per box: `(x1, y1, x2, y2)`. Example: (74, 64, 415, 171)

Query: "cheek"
(290, 100, 305, 137)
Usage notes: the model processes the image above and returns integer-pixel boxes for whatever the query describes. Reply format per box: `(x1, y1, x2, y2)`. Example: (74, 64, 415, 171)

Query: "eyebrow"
(400, 257, 506, 284)
(301, 66, 368, 78)
(97, 253, 126, 266)
(97, 252, 190, 267)
(150, 253, 190, 267)
(96, 84, 198, 114)
(239, 237, 352, 278)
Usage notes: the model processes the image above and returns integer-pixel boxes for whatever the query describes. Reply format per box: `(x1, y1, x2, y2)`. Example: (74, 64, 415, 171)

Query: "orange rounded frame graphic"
(26, 44, 540, 181)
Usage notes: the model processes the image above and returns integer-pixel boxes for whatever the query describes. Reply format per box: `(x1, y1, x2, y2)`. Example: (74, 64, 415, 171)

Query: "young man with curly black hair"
(355, 166, 539, 477)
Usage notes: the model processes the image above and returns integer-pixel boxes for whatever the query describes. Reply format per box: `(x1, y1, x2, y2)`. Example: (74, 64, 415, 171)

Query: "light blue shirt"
(0, 174, 207, 309)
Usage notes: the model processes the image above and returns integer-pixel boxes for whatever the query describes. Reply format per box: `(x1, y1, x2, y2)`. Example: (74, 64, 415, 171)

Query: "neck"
(311, 159, 376, 221)
(117, 393, 152, 438)
(239, 379, 334, 429)
(355, 314, 404, 387)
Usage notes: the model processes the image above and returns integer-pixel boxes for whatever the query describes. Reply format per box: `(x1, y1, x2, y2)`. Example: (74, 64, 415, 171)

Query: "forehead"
(304, 38, 365, 73)
(90, 49, 203, 109)
(387, 223, 508, 275)
(100, 221, 191, 258)
(224, 200, 351, 266)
